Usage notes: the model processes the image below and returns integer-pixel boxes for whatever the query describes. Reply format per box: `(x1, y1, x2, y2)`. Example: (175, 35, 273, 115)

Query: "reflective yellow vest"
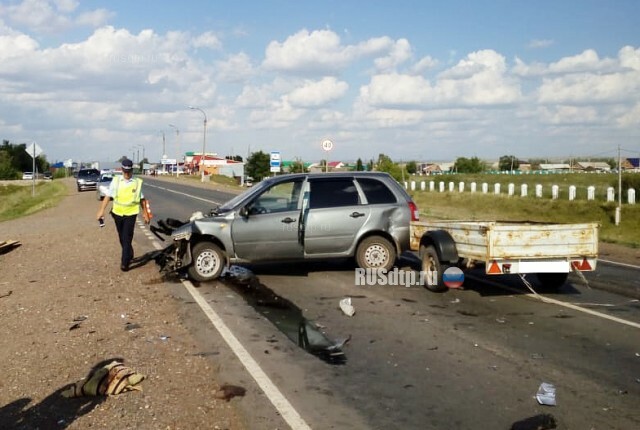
(112, 176, 143, 216)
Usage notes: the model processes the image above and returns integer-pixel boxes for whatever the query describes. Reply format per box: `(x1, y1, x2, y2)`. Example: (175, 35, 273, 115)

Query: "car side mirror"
(239, 206, 249, 218)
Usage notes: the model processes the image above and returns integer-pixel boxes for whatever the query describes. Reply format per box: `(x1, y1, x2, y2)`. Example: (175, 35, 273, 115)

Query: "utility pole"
(616, 144, 622, 225)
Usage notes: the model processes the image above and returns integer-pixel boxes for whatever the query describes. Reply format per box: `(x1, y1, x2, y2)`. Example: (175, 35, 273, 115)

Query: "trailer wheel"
(187, 241, 225, 282)
(421, 245, 448, 292)
(356, 236, 396, 271)
(535, 273, 568, 292)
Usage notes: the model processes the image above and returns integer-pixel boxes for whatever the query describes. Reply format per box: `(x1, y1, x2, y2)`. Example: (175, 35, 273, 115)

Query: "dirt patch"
(0, 178, 246, 429)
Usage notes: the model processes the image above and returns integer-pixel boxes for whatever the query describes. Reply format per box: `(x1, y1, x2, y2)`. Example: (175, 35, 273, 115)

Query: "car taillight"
(408, 201, 419, 221)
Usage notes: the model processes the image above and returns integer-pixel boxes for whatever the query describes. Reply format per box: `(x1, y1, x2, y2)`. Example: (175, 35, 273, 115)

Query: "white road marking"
(182, 280, 312, 430)
(468, 274, 640, 329)
(145, 183, 222, 205)
(598, 258, 640, 270)
(139, 226, 311, 430)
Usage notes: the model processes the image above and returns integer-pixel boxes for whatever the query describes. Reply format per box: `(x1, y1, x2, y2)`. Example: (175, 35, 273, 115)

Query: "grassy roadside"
(0, 181, 68, 222)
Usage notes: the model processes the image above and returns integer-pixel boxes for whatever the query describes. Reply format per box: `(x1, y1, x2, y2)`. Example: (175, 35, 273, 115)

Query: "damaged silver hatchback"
(152, 172, 419, 282)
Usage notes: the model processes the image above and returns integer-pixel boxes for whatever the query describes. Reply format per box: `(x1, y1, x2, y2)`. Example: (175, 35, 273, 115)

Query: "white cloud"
(373, 38, 412, 72)
(216, 52, 254, 83)
(192, 31, 222, 50)
(0, 0, 111, 33)
(360, 50, 521, 109)
(537, 72, 640, 104)
(75, 8, 113, 27)
(287, 77, 348, 108)
(410, 55, 439, 74)
(262, 29, 394, 75)
(548, 49, 617, 74)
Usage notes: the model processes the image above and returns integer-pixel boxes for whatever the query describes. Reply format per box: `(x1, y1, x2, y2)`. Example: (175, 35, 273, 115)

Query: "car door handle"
(281, 217, 297, 224)
(350, 212, 365, 218)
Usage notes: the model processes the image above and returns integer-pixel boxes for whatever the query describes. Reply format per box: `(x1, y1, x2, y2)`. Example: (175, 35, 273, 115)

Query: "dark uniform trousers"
(112, 212, 137, 267)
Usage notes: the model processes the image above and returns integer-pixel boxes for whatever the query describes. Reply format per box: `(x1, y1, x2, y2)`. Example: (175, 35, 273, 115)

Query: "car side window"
(357, 178, 398, 204)
(248, 180, 303, 215)
(309, 178, 360, 209)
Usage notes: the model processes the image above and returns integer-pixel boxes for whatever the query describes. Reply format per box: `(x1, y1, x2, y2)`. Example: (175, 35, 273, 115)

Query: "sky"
(1, 0, 639, 165)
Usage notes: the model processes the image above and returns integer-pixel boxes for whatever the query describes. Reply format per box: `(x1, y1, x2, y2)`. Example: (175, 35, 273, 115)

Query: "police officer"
(96, 158, 150, 271)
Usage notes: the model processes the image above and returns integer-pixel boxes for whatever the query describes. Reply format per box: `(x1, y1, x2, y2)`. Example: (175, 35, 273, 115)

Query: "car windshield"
(217, 178, 272, 212)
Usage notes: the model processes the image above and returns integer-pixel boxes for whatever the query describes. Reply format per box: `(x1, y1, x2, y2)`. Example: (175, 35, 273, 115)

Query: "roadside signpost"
(270, 151, 281, 174)
(25, 141, 43, 196)
(321, 139, 333, 173)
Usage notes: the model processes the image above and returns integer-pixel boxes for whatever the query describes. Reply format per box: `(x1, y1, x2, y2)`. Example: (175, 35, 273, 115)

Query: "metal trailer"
(410, 220, 599, 292)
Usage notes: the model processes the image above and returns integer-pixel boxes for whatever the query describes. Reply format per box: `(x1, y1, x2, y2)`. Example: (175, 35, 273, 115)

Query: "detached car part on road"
(152, 172, 419, 282)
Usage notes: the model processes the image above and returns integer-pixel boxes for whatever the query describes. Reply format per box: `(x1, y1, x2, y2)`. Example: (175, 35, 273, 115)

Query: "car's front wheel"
(356, 236, 396, 271)
(187, 241, 225, 282)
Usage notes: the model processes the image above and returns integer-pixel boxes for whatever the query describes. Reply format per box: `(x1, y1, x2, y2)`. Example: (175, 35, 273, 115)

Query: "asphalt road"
(138, 177, 640, 429)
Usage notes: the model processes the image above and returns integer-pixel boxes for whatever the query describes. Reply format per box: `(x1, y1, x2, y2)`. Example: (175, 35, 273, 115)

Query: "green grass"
(410, 186, 640, 247)
(174, 173, 242, 188)
(0, 181, 67, 222)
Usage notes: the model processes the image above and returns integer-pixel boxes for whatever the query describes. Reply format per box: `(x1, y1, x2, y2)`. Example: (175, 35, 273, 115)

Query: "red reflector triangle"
(488, 261, 501, 274)
(579, 258, 592, 271)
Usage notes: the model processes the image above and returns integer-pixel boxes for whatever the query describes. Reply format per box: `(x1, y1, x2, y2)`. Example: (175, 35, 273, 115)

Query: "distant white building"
(575, 162, 611, 172)
(539, 163, 572, 172)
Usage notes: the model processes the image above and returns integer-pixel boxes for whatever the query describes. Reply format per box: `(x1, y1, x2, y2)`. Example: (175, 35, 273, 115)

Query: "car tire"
(356, 236, 396, 271)
(420, 245, 448, 292)
(187, 241, 225, 282)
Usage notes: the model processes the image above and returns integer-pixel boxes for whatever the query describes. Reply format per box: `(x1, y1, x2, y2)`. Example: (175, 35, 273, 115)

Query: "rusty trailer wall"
(411, 221, 599, 262)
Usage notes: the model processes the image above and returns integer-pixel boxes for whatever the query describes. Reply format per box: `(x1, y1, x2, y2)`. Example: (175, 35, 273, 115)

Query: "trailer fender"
(419, 230, 458, 264)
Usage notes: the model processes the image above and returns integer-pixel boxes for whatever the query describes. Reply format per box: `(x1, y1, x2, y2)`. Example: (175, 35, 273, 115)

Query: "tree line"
(0, 140, 51, 180)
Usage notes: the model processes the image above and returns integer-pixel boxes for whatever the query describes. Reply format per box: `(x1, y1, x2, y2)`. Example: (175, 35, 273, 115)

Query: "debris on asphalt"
(73, 315, 88, 322)
(510, 413, 557, 430)
(221, 265, 254, 284)
(69, 323, 82, 331)
(124, 322, 142, 331)
(0, 290, 12, 299)
(450, 298, 460, 304)
(62, 360, 145, 397)
(159, 335, 170, 341)
(536, 382, 557, 406)
(214, 384, 246, 402)
(339, 297, 355, 316)
(0, 240, 21, 254)
(531, 353, 545, 360)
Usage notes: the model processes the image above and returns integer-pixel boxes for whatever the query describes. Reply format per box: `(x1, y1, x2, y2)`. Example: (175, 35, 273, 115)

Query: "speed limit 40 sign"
(321, 139, 333, 152)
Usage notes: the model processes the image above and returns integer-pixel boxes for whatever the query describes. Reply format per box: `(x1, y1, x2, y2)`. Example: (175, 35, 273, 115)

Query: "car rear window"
(357, 178, 398, 204)
(309, 178, 360, 209)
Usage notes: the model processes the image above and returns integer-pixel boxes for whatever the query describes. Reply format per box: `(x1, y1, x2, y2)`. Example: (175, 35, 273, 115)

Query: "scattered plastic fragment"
(159, 335, 170, 341)
(339, 297, 355, 317)
(536, 382, 557, 406)
(124, 323, 142, 331)
(0, 290, 12, 298)
(450, 298, 460, 304)
(73, 315, 88, 322)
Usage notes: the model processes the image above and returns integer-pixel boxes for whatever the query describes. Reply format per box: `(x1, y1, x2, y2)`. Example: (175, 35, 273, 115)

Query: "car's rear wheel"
(187, 241, 225, 282)
(356, 236, 396, 271)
